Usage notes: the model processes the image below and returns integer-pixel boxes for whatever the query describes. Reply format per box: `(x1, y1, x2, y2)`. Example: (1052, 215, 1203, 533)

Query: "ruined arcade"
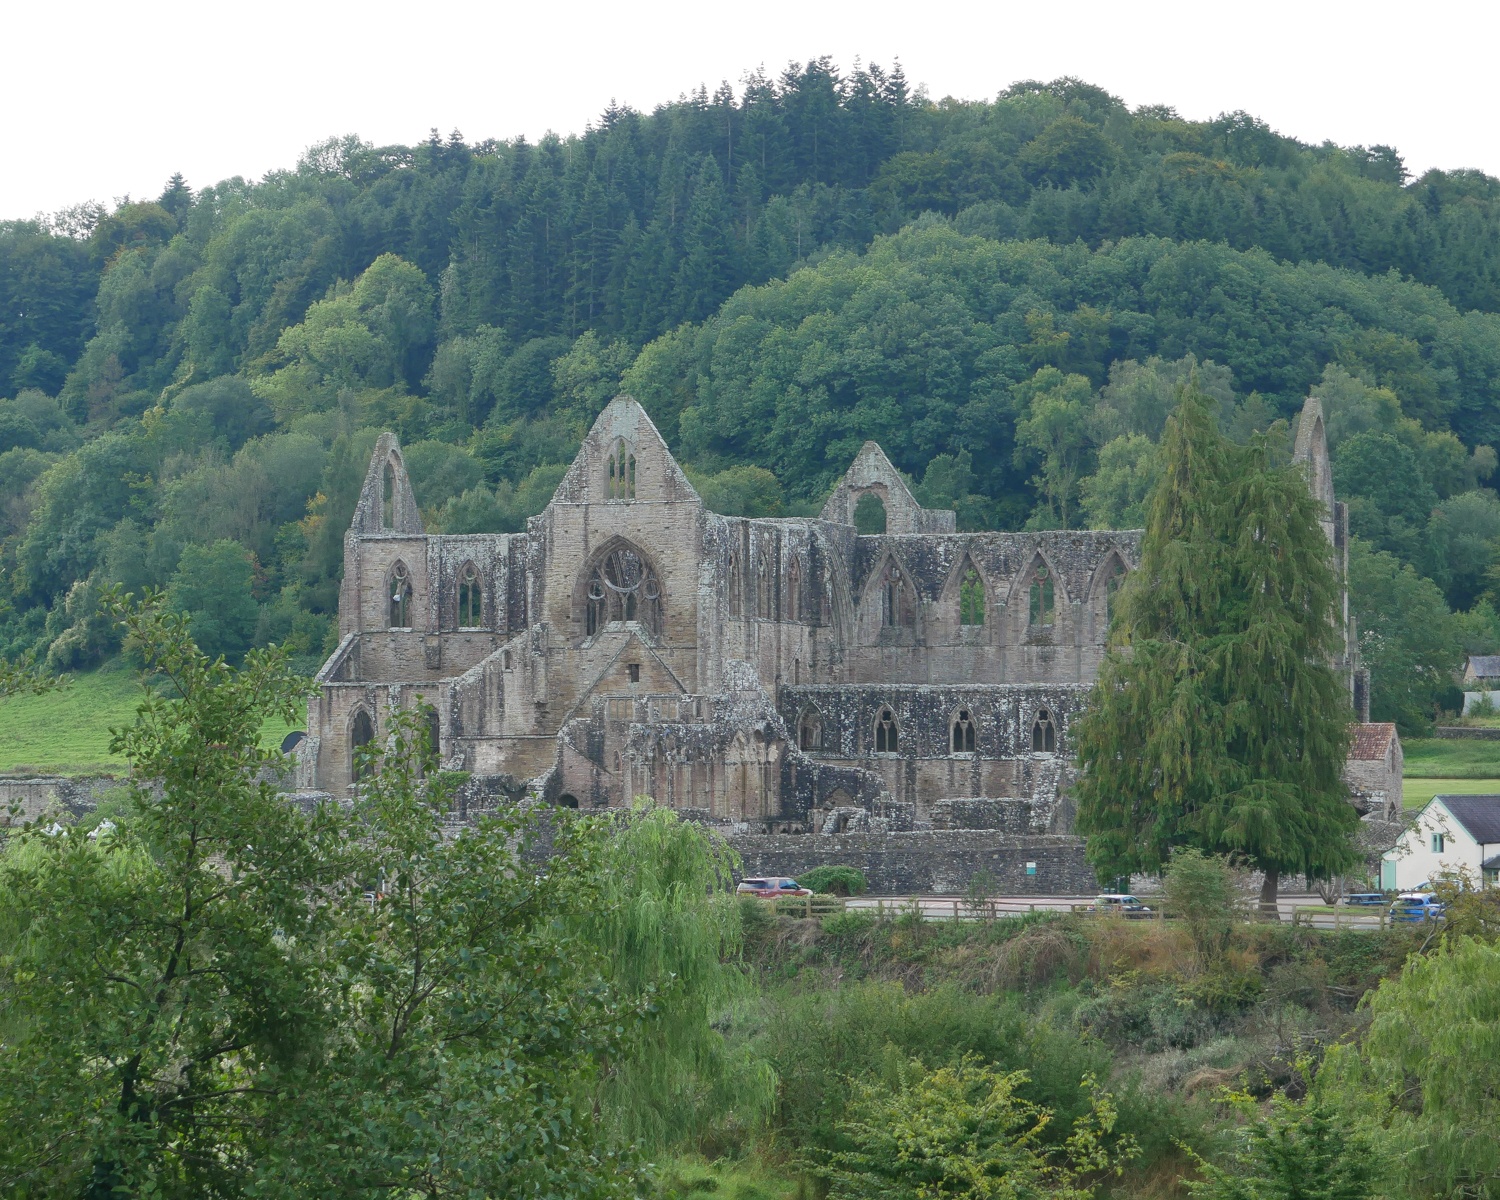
(296, 395, 1158, 836)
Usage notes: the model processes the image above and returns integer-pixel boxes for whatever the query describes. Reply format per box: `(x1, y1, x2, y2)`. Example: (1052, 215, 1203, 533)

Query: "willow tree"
(1074, 382, 1359, 911)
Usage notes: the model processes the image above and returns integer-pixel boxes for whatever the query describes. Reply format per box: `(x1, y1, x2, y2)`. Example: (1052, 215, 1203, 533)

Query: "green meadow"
(0, 664, 300, 775)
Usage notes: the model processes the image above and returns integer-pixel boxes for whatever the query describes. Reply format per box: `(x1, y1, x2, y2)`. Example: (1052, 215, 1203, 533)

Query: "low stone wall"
(0, 775, 124, 826)
(728, 830, 1096, 895)
(1434, 725, 1500, 740)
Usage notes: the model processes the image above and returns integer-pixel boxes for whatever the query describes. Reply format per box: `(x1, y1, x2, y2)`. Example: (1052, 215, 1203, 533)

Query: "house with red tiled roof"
(1344, 723, 1401, 820)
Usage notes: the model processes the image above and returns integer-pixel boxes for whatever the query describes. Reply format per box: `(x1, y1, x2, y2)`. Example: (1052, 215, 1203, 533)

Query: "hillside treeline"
(4, 67, 1500, 729)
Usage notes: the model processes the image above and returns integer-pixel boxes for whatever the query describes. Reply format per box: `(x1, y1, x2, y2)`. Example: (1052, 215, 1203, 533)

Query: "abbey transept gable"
(300, 393, 1147, 831)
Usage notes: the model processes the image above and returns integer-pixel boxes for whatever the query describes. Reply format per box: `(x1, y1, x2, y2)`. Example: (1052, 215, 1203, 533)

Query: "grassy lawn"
(1401, 737, 1500, 778)
(0, 663, 303, 776)
(1403, 777, 1500, 810)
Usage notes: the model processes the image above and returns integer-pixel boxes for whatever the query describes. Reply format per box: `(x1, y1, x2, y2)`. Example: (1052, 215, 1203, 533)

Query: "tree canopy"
(1073, 382, 1360, 903)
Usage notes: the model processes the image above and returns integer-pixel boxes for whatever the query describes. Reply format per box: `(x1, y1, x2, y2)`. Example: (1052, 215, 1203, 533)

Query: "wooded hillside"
(4, 65, 1500, 730)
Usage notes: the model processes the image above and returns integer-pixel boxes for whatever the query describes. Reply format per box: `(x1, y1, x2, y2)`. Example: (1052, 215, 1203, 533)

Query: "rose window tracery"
(584, 546, 663, 635)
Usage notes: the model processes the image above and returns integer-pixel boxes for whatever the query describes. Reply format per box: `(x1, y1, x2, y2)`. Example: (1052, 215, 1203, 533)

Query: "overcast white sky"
(3, 0, 1495, 221)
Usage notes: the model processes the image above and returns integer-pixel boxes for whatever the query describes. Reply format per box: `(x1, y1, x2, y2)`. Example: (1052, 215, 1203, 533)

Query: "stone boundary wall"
(0, 776, 125, 826)
(1434, 725, 1500, 740)
(728, 830, 1096, 895)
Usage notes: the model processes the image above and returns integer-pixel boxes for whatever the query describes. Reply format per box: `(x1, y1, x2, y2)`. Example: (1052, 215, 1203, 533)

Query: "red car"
(736, 876, 812, 898)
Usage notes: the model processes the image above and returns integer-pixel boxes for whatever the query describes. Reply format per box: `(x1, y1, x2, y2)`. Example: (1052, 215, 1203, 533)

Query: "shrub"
(1163, 848, 1245, 966)
(796, 865, 867, 896)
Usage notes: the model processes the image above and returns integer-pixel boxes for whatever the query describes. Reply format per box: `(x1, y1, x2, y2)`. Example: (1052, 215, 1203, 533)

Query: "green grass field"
(1402, 737, 1500, 778)
(0, 664, 301, 776)
(1390, 739, 1500, 810)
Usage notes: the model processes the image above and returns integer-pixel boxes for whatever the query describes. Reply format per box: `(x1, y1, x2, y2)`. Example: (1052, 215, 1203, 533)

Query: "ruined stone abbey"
(295, 393, 1375, 880)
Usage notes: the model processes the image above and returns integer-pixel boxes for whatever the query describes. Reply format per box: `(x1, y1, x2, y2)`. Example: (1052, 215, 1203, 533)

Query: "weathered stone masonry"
(294, 394, 1366, 893)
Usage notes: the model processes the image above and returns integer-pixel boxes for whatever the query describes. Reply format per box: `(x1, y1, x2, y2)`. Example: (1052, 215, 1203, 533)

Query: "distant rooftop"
(1466, 655, 1500, 680)
(1348, 723, 1397, 761)
(1434, 795, 1500, 845)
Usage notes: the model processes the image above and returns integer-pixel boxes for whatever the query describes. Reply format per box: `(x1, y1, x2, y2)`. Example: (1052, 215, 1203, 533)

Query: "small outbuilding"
(1462, 656, 1500, 714)
(1343, 722, 1402, 819)
(1381, 794, 1500, 891)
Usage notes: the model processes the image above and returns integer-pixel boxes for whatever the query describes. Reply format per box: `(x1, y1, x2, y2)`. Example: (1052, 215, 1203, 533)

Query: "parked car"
(1343, 893, 1388, 907)
(1087, 893, 1153, 918)
(1389, 893, 1446, 923)
(736, 877, 812, 898)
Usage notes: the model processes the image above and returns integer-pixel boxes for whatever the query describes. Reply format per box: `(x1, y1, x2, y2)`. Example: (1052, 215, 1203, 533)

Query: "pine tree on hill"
(1074, 380, 1359, 913)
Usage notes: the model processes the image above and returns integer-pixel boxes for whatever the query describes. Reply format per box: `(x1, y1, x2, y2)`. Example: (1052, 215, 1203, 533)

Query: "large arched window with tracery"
(457, 562, 482, 628)
(584, 544, 662, 635)
(880, 561, 915, 628)
(951, 708, 977, 753)
(874, 706, 900, 753)
(388, 562, 413, 628)
(798, 706, 823, 751)
(607, 438, 636, 499)
(1031, 707, 1057, 753)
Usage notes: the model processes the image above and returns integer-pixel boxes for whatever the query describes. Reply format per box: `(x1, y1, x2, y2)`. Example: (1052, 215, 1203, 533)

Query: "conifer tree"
(1074, 381, 1359, 912)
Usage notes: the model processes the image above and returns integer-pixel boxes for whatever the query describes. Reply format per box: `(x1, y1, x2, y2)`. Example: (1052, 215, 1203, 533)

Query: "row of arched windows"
(729, 550, 811, 620)
(876, 556, 1127, 631)
(385, 561, 486, 630)
(797, 705, 1060, 756)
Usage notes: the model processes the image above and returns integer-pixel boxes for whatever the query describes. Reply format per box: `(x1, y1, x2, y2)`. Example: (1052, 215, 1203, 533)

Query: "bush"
(1163, 848, 1245, 966)
(796, 866, 867, 897)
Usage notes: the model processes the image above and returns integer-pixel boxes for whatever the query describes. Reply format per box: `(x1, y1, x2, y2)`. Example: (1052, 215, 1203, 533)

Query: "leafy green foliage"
(580, 801, 772, 1151)
(795, 865, 868, 896)
(0, 597, 759, 1196)
(1319, 937, 1500, 1198)
(1163, 849, 1245, 967)
(166, 541, 259, 661)
(1184, 1091, 1378, 1200)
(1075, 382, 1359, 899)
(1348, 541, 1463, 732)
(809, 1055, 1136, 1200)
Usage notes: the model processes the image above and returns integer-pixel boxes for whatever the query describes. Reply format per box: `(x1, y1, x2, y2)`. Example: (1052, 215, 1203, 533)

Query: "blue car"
(1389, 894, 1446, 923)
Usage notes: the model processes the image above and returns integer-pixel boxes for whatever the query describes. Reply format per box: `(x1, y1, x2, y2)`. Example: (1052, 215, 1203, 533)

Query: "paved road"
(841, 894, 1395, 929)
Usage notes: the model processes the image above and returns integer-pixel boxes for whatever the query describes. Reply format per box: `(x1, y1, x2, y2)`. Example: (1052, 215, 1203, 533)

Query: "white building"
(1381, 794, 1500, 891)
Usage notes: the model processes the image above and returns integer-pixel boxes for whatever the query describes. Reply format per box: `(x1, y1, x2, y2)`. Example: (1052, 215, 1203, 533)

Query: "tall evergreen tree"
(1074, 381, 1359, 911)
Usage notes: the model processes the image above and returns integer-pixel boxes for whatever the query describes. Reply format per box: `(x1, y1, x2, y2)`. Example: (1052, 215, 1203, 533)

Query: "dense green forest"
(6, 65, 1500, 729)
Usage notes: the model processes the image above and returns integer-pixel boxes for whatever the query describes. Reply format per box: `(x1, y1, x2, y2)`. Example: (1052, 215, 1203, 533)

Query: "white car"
(1087, 893, 1153, 918)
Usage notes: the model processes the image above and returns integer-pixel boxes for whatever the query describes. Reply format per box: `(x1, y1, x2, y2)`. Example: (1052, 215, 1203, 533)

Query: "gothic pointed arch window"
(382, 460, 396, 528)
(951, 708, 977, 753)
(959, 562, 986, 626)
(388, 562, 413, 628)
(757, 556, 774, 618)
(457, 562, 482, 628)
(583, 543, 662, 635)
(607, 438, 636, 499)
(728, 552, 742, 617)
(1031, 707, 1057, 753)
(881, 560, 915, 628)
(350, 709, 375, 782)
(787, 557, 802, 621)
(874, 706, 900, 753)
(1104, 557, 1127, 622)
(798, 706, 823, 751)
(1027, 562, 1055, 628)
